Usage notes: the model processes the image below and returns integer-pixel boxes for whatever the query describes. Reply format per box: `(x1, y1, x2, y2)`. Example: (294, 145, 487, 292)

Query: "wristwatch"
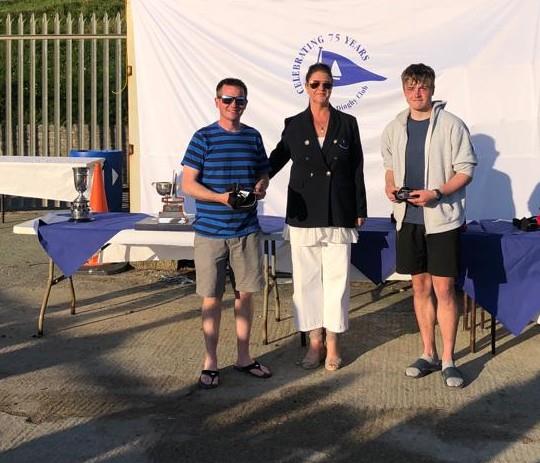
(433, 189, 443, 202)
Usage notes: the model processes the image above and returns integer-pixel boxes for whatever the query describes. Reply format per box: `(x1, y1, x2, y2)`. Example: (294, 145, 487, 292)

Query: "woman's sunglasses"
(308, 81, 333, 90)
(218, 95, 247, 107)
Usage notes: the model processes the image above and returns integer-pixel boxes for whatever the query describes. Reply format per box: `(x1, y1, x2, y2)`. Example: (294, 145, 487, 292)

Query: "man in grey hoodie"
(381, 63, 477, 388)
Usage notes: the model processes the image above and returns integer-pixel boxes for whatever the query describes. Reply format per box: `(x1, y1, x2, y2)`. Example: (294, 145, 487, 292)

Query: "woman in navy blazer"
(270, 63, 367, 371)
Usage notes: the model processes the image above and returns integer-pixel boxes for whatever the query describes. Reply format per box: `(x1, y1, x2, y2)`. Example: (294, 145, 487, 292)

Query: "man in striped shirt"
(181, 78, 271, 389)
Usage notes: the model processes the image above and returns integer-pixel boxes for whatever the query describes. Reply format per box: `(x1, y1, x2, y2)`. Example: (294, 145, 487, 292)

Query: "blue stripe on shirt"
(181, 122, 270, 237)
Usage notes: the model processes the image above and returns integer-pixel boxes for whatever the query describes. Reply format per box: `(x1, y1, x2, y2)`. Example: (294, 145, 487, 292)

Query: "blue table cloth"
(37, 212, 148, 277)
(459, 220, 540, 336)
(37, 214, 540, 336)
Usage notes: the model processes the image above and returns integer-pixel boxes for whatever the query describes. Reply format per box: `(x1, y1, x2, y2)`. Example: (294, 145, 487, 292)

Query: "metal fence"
(0, 12, 127, 212)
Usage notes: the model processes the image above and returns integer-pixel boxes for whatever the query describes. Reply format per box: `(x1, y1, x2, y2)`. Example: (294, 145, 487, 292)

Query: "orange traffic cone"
(90, 162, 108, 213)
(80, 163, 108, 270)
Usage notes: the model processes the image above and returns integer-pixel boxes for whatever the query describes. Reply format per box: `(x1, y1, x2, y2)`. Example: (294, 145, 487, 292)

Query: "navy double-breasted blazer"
(269, 106, 367, 228)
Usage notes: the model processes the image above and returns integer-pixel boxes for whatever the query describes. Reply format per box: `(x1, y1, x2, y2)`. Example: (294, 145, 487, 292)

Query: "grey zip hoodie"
(381, 100, 477, 234)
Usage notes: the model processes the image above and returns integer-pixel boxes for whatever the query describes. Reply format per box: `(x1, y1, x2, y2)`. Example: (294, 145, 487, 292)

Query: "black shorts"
(396, 222, 461, 277)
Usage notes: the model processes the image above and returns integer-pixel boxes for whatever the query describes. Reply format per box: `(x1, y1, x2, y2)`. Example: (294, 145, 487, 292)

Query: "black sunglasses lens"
(309, 81, 332, 90)
(220, 96, 247, 106)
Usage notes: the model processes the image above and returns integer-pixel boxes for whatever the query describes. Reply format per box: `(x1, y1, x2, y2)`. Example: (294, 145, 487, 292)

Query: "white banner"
(130, 0, 540, 219)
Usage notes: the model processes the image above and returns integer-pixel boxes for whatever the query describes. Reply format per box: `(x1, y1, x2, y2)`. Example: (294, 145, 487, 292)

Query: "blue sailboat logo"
(317, 47, 386, 86)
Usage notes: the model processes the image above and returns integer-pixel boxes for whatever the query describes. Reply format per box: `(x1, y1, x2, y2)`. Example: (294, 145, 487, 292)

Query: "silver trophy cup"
(152, 179, 188, 223)
(70, 166, 94, 221)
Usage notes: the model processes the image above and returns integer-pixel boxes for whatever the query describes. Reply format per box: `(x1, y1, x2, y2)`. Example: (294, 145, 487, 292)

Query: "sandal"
(233, 360, 272, 379)
(442, 366, 465, 388)
(198, 370, 219, 389)
(405, 358, 441, 378)
(299, 347, 326, 370)
(325, 357, 343, 371)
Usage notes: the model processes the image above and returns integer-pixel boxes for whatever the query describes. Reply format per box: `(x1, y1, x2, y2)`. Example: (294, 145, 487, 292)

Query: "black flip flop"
(442, 366, 465, 388)
(198, 369, 219, 389)
(406, 358, 441, 378)
(233, 360, 272, 379)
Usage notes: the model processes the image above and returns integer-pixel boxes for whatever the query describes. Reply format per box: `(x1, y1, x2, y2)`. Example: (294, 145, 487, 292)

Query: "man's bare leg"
(234, 291, 271, 376)
(432, 275, 458, 363)
(411, 273, 437, 358)
(200, 296, 222, 386)
(405, 273, 440, 377)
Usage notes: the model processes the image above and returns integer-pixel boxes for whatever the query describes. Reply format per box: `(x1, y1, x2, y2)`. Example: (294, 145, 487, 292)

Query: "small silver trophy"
(152, 171, 188, 223)
(70, 166, 94, 222)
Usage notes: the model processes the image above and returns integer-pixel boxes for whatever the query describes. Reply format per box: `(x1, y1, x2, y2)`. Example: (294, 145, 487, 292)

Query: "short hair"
(216, 78, 248, 97)
(305, 63, 333, 83)
(401, 63, 435, 88)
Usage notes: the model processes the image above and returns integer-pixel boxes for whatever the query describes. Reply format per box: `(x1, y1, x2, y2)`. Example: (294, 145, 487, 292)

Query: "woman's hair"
(305, 63, 333, 83)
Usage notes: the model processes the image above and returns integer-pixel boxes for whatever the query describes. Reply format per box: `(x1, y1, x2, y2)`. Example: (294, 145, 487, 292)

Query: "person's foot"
(300, 346, 325, 369)
(324, 330, 342, 371)
(324, 356, 343, 371)
(198, 370, 220, 389)
(234, 359, 272, 378)
(442, 361, 464, 388)
(405, 354, 441, 378)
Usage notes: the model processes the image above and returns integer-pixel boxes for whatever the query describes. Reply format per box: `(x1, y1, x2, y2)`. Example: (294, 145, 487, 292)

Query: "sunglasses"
(308, 81, 333, 90)
(218, 95, 247, 106)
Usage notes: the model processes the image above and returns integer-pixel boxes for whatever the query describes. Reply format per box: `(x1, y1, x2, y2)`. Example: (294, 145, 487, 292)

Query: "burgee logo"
(291, 33, 386, 111)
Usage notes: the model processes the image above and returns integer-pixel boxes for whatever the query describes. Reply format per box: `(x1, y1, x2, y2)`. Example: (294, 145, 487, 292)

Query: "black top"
(269, 106, 367, 228)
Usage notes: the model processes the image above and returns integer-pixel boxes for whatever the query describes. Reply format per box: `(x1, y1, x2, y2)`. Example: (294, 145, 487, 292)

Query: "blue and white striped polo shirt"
(181, 122, 270, 238)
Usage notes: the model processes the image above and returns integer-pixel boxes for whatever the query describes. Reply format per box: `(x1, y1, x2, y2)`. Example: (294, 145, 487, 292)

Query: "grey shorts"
(193, 232, 263, 298)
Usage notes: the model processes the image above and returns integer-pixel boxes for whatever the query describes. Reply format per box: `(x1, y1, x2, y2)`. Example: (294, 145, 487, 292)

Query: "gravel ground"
(0, 211, 539, 463)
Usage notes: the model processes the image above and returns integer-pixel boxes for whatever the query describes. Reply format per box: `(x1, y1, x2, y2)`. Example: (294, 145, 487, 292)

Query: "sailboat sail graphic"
(316, 47, 386, 87)
(331, 61, 342, 81)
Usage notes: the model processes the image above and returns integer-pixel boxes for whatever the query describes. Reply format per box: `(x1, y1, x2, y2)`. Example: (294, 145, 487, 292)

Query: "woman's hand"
(254, 176, 269, 199)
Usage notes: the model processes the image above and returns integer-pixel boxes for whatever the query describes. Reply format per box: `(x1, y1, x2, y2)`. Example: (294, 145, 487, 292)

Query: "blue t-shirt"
(404, 117, 429, 225)
(181, 122, 270, 238)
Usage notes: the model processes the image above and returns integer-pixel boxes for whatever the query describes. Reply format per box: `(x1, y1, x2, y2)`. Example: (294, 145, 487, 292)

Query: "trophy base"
(158, 211, 189, 223)
(69, 216, 95, 222)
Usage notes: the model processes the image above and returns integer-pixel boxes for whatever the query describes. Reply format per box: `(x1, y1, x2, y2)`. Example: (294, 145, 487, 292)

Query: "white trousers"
(290, 241, 351, 333)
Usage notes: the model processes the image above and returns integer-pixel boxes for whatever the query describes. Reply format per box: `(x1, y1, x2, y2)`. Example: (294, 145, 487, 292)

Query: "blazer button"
(305, 156, 310, 161)
(333, 156, 338, 160)
(310, 172, 314, 177)
(326, 171, 331, 176)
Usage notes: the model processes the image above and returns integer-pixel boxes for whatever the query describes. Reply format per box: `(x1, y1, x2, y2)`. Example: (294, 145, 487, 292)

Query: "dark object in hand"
(227, 183, 257, 210)
(394, 186, 420, 202)
(512, 216, 539, 232)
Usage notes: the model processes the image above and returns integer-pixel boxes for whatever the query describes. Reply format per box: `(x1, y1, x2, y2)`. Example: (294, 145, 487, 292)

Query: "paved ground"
(0, 211, 539, 463)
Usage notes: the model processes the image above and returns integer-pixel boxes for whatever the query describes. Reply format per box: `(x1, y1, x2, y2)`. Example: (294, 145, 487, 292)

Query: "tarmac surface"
(0, 211, 539, 463)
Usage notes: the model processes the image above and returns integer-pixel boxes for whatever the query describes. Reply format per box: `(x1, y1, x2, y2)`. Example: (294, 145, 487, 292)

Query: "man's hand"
(253, 176, 269, 199)
(384, 170, 398, 202)
(406, 189, 437, 207)
(385, 184, 398, 202)
(356, 217, 366, 227)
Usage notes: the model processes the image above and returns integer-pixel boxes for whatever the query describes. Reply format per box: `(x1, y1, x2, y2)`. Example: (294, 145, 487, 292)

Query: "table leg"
(262, 240, 269, 345)
(38, 259, 55, 336)
(271, 241, 281, 322)
(1, 194, 4, 224)
(491, 315, 496, 355)
(37, 258, 77, 336)
(470, 300, 477, 353)
(462, 291, 470, 331)
(69, 276, 76, 315)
